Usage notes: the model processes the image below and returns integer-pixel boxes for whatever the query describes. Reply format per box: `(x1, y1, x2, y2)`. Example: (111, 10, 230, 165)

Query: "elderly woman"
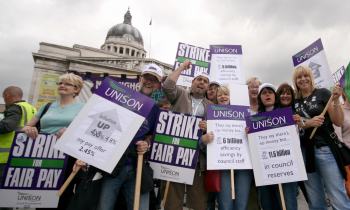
(292, 66, 350, 210)
(22, 73, 84, 210)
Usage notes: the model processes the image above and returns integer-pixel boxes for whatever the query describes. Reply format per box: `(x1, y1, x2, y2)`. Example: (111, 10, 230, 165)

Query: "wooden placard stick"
(133, 154, 144, 210)
(230, 169, 235, 199)
(278, 184, 286, 210)
(161, 181, 170, 208)
(309, 95, 333, 139)
(57, 166, 81, 196)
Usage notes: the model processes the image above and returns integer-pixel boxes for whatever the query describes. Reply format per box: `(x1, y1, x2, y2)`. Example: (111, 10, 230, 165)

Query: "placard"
(149, 110, 202, 185)
(174, 42, 210, 87)
(207, 104, 252, 170)
(209, 45, 245, 85)
(246, 108, 307, 186)
(54, 77, 155, 173)
(292, 38, 333, 88)
(0, 132, 67, 208)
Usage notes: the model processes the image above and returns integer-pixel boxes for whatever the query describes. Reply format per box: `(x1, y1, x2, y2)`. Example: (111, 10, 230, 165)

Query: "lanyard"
(191, 98, 203, 116)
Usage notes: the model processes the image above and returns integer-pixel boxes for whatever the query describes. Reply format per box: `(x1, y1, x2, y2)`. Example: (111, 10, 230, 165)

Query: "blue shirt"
(36, 101, 84, 134)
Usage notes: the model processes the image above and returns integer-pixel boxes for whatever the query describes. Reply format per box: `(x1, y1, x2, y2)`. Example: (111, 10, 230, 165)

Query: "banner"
(77, 74, 140, 102)
(209, 45, 245, 85)
(207, 105, 252, 170)
(31, 71, 60, 109)
(149, 110, 202, 185)
(292, 38, 333, 89)
(0, 132, 67, 208)
(246, 107, 307, 186)
(54, 77, 155, 173)
(174, 42, 210, 87)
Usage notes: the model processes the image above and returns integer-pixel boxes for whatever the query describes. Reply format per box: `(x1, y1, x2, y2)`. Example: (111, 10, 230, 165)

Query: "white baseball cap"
(141, 63, 163, 82)
(258, 83, 276, 94)
(193, 71, 210, 82)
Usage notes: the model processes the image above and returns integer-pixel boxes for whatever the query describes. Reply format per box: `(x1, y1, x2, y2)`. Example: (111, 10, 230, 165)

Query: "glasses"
(142, 74, 159, 83)
(57, 82, 76, 87)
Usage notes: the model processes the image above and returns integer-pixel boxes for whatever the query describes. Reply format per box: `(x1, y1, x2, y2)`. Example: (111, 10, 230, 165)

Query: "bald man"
(0, 86, 36, 176)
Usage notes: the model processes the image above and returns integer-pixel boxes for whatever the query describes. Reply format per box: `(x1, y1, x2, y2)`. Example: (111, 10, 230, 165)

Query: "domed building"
(29, 9, 172, 108)
(101, 9, 146, 58)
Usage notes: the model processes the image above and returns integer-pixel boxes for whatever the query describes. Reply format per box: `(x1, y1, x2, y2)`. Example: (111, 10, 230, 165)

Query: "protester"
(96, 63, 162, 210)
(204, 85, 253, 210)
(204, 80, 220, 210)
(293, 66, 350, 210)
(245, 77, 261, 210)
(22, 73, 84, 210)
(246, 77, 261, 114)
(338, 90, 350, 197)
(0, 86, 36, 183)
(206, 81, 220, 105)
(162, 60, 210, 210)
(254, 82, 297, 210)
(338, 90, 350, 149)
(275, 83, 301, 209)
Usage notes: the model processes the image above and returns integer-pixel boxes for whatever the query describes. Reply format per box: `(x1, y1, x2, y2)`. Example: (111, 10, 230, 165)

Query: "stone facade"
(29, 9, 172, 107)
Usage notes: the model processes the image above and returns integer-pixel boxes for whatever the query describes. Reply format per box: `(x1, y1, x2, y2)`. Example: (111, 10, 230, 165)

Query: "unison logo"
(296, 46, 319, 63)
(17, 192, 41, 202)
(161, 166, 180, 177)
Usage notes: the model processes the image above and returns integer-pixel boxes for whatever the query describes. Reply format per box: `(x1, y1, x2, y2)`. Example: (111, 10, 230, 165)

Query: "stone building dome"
(106, 9, 144, 46)
(102, 9, 146, 58)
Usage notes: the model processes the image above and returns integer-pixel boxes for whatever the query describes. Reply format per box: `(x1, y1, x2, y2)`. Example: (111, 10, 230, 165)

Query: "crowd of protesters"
(1, 61, 350, 210)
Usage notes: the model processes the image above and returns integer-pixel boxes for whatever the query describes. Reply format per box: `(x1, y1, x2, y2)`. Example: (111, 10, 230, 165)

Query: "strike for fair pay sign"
(246, 107, 307, 186)
(174, 42, 210, 87)
(0, 133, 67, 208)
(206, 104, 252, 170)
(55, 77, 155, 173)
(149, 110, 202, 185)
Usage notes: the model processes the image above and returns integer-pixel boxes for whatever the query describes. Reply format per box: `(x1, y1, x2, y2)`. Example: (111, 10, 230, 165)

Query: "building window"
(126, 48, 130, 55)
(131, 50, 135, 57)
(119, 47, 124, 54)
(107, 46, 111, 51)
(114, 46, 118, 52)
(136, 52, 139, 57)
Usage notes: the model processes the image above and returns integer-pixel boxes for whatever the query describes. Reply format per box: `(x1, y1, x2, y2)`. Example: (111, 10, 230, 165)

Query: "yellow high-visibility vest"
(0, 101, 36, 163)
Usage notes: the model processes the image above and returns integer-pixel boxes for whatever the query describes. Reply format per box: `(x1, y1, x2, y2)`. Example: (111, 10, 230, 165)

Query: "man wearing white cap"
(140, 63, 163, 96)
(97, 63, 163, 210)
(162, 60, 210, 210)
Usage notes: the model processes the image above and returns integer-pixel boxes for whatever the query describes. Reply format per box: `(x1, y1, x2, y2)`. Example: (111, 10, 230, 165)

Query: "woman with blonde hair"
(292, 66, 350, 210)
(22, 73, 84, 210)
(203, 85, 253, 210)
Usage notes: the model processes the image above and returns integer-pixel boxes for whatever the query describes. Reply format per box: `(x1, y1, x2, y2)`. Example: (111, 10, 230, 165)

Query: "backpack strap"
(35, 102, 52, 131)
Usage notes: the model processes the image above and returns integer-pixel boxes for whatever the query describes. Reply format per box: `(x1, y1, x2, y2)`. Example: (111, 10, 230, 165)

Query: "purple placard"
(149, 110, 202, 169)
(246, 107, 295, 134)
(0, 132, 67, 190)
(332, 66, 346, 87)
(292, 38, 324, 66)
(173, 42, 210, 77)
(95, 77, 155, 118)
(210, 45, 242, 55)
(207, 104, 249, 121)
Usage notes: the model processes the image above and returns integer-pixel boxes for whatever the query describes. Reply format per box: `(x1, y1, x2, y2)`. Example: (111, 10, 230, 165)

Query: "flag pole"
(148, 18, 152, 58)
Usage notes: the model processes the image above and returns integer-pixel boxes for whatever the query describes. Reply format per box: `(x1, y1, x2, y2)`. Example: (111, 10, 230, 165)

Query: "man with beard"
(162, 60, 210, 210)
(96, 63, 163, 210)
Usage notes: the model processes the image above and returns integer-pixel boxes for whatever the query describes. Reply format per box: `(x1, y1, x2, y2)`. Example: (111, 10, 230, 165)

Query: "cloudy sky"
(1, 0, 349, 103)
